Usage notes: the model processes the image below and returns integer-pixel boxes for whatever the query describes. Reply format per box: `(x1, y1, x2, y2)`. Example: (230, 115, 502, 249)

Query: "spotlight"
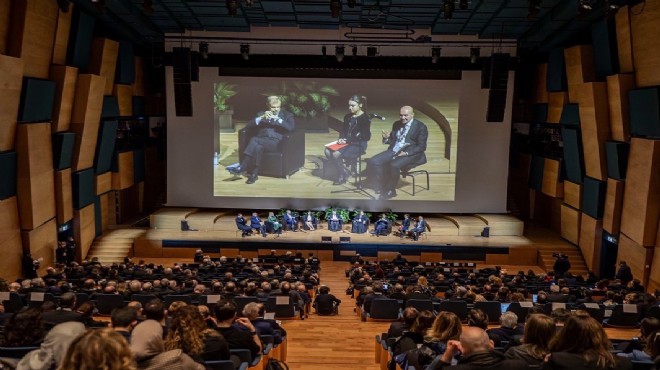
(347, 0, 357, 8)
(335, 46, 345, 62)
(527, 0, 541, 19)
(606, 0, 621, 16)
(57, 0, 70, 12)
(470, 47, 480, 64)
(143, 0, 154, 14)
(578, 0, 592, 17)
(459, 0, 468, 10)
(431, 47, 441, 64)
(367, 46, 377, 57)
(227, 0, 238, 16)
(330, 0, 342, 18)
(199, 42, 209, 60)
(240, 44, 250, 60)
(352, 46, 358, 57)
(322, 46, 327, 57)
(443, 0, 455, 19)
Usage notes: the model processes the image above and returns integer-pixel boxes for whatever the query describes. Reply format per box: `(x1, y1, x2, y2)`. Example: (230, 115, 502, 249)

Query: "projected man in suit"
(236, 213, 252, 237)
(368, 106, 428, 200)
(228, 96, 295, 184)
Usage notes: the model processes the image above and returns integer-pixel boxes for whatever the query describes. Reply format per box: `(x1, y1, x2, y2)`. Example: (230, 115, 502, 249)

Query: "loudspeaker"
(0, 151, 17, 200)
(486, 89, 507, 122)
(481, 227, 490, 237)
(321, 236, 332, 243)
(340, 236, 351, 243)
(488, 53, 509, 90)
(173, 47, 193, 117)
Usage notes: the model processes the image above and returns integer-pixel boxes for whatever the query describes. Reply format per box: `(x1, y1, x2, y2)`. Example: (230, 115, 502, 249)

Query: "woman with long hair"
(544, 315, 632, 370)
(505, 313, 555, 366)
(2, 308, 45, 347)
(324, 95, 371, 185)
(427, 311, 463, 345)
(58, 329, 136, 370)
(164, 305, 229, 363)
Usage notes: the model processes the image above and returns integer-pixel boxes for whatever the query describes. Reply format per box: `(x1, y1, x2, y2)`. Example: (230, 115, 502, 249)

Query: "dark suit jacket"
(384, 119, 428, 165)
(400, 218, 411, 230)
(236, 216, 250, 230)
(248, 109, 295, 140)
(41, 309, 82, 328)
(250, 216, 262, 228)
(413, 220, 427, 232)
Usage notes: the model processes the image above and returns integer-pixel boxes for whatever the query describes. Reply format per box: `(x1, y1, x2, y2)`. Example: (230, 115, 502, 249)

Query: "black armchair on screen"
(238, 127, 305, 179)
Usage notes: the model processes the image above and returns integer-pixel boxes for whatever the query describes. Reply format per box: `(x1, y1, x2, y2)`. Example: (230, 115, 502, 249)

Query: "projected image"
(212, 77, 459, 201)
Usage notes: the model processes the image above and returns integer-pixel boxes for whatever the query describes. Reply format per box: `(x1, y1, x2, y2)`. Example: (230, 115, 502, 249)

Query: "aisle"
(281, 261, 390, 370)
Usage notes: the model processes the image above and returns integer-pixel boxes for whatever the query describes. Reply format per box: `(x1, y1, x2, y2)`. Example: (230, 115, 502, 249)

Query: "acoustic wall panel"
(73, 203, 95, 261)
(617, 233, 653, 288)
(115, 42, 135, 84)
(559, 104, 580, 126)
(132, 96, 146, 116)
(628, 87, 660, 138)
(113, 84, 133, 116)
(18, 78, 56, 123)
(67, 9, 94, 71)
(605, 141, 629, 180)
(54, 168, 73, 225)
(49, 65, 78, 132)
(0, 0, 9, 54)
(603, 178, 625, 235)
(0, 197, 21, 278)
(94, 196, 102, 237)
(533, 104, 548, 123)
(51, 132, 75, 170)
(561, 127, 584, 184)
(95, 172, 112, 195)
(52, 5, 73, 65)
(561, 204, 581, 245)
(547, 92, 568, 123)
(579, 214, 604, 276)
(70, 74, 105, 171)
(88, 38, 119, 95)
(630, 1, 660, 87)
(101, 96, 120, 119)
(547, 48, 567, 92)
(94, 120, 117, 174)
(112, 151, 134, 190)
(615, 5, 634, 73)
(541, 158, 563, 198)
(72, 168, 94, 210)
(0, 151, 17, 200)
(582, 177, 606, 220)
(21, 218, 56, 276)
(16, 123, 56, 230)
(564, 181, 582, 209)
(578, 82, 611, 180)
(607, 74, 635, 142)
(8, 0, 58, 78)
(132, 56, 145, 96)
(591, 19, 617, 80)
(564, 45, 595, 103)
(0, 55, 25, 151)
(620, 138, 660, 246)
(528, 155, 544, 191)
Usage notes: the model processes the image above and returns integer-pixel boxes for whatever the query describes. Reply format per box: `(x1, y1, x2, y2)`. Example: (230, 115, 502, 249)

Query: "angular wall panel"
(564, 45, 595, 103)
(112, 151, 134, 190)
(578, 82, 610, 180)
(0, 0, 9, 54)
(18, 78, 56, 123)
(528, 155, 544, 191)
(579, 214, 603, 276)
(52, 132, 75, 171)
(559, 104, 580, 126)
(67, 9, 94, 71)
(132, 56, 145, 97)
(615, 5, 634, 73)
(115, 42, 135, 84)
(73, 203, 95, 261)
(628, 87, 660, 138)
(21, 218, 56, 274)
(605, 141, 629, 180)
(561, 127, 584, 184)
(0, 197, 22, 280)
(72, 168, 94, 210)
(547, 92, 568, 123)
(49, 65, 78, 132)
(617, 233, 654, 288)
(8, 0, 58, 78)
(113, 84, 133, 116)
(542, 158, 563, 198)
(620, 138, 660, 247)
(607, 74, 635, 142)
(88, 38, 119, 95)
(603, 178, 624, 235)
(52, 6, 73, 65)
(564, 181, 582, 209)
(70, 74, 105, 171)
(547, 48, 567, 92)
(561, 204, 581, 245)
(591, 19, 617, 80)
(54, 168, 73, 225)
(0, 55, 25, 152)
(94, 120, 117, 174)
(95, 172, 112, 195)
(630, 1, 660, 87)
(582, 177, 607, 220)
(101, 96, 120, 119)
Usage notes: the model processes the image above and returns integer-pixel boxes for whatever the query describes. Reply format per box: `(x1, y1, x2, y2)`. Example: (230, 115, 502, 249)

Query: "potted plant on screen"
(214, 82, 237, 133)
(265, 82, 339, 132)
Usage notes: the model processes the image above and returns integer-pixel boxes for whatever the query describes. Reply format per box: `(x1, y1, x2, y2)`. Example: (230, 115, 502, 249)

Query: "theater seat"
(368, 299, 400, 321)
(238, 127, 305, 179)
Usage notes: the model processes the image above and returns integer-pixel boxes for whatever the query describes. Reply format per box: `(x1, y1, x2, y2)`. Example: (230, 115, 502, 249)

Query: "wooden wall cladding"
(579, 214, 603, 275)
(561, 204, 581, 245)
(533, 63, 549, 103)
(54, 168, 73, 225)
(132, 56, 145, 96)
(564, 45, 595, 103)
(113, 84, 133, 116)
(112, 151, 134, 190)
(16, 123, 56, 230)
(620, 138, 660, 246)
(0, 0, 9, 54)
(70, 74, 105, 171)
(616, 5, 634, 73)
(603, 179, 625, 235)
(21, 218, 56, 276)
(0, 197, 22, 281)
(52, 6, 72, 65)
(0, 197, 20, 247)
(88, 38, 119, 95)
(8, 0, 58, 79)
(98, 192, 110, 233)
(547, 92, 568, 123)
(95, 172, 112, 195)
(49, 65, 78, 133)
(578, 82, 611, 180)
(618, 233, 653, 288)
(650, 225, 660, 291)
(607, 74, 635, 142)
(73, 203, 95, 261)
(0, 55, 25, 152)
(542, 158, 564, 198)
(631, 1, 660, 87)
(564, 181, 582, 209)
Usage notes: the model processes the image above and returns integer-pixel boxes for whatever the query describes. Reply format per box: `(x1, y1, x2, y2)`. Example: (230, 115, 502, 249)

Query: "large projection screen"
(166, 67, 513, 213)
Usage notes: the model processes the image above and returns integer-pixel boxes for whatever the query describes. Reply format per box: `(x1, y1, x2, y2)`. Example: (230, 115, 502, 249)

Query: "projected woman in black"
(324, 95, 372, 185)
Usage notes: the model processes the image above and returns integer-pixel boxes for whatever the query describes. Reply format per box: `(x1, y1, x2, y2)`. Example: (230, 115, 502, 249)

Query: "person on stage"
(303, 211, 317, 231)
(236, 213, 252, 237)
(283, 210, 298, 232)
(328, 210, 342, 232)
(324, 95, 372, 185)
(351, 210, 368, 234)
(399, 213, 411, 239)
(250, 212, 265, 237)
(368, 106, 428, 200)
(266, 211, 282, 238)
(410, 215, 427, 241)
(227, 96, 295, 184)
(371, 214, 390, 237)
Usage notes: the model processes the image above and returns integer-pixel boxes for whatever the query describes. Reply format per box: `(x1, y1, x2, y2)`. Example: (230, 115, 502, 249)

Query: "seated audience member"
(75, 301, 105, 328)
(131, 318, 204, 369)
(394, 310, 436, 357)
(213, 300, 262, 360)
(235, 213, 252, 237)
(372, 214, 390, 236)
(550, 308, 572, 327)
(618, 327, 660, 363)
(165, 305, 229, 364)
(545, 315, 633, 370)
(193, 249, 204, 263)
(111, 306, 139, 343)
(428, 326, 528, 370)
(242, 302, 287, 345)
(143, 299, 168, 337)
(60, 329, 137, 370)
(486, 311, 523, 347)
(352, 210, 368, 234)
(427, 311, 463, 349)
(2, 308, 46, 347)
(504, 313, 555, 366)
(16, 321, 86, 370)
(197, 305, 217, 329)
(388, 307, 419, 338)
(467, 309, 489, 330)
(361, 285, 388, 321)
(313, 286, 342, 316)
(41, 292, 82, 329)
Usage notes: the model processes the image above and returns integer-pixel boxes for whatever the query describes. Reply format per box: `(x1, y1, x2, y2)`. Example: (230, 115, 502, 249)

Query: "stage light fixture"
(459, 0, 468, 10)
(578, 0, 592, 17)
(57, 0, 70, 12)
(352, 46, 358, 57)
(335, 46, 345, 62)
(199, 42, 209, 60)
(240, 44, 250, 60)
(443, 0, 455, 19)
(347, 0, 357, 8)
(606, 0, 621, 15)
(470, 47, 480, 64)
(367, 46, 377, 57)
(330, 0, 342, 18)
(226, 0, 238, 16)
(431, 47, 441, 64)
(527, 0, 541, 18)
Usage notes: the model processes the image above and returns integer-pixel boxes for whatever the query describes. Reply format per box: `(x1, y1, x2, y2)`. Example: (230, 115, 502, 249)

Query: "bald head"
(460, 326, 493, 355)
(400, 106, 414, 124)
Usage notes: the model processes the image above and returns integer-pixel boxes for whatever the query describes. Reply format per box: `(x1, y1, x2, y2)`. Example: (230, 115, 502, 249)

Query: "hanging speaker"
(173, 47, 193, 117)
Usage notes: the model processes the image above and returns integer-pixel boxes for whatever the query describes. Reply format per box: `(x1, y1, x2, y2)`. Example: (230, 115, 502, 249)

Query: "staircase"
(537, 245, 589, 277)
(86, 229, 147, 264)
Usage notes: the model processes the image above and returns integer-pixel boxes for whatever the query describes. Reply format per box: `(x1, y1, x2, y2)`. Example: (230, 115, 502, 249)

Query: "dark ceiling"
(77, 0, 622, 51)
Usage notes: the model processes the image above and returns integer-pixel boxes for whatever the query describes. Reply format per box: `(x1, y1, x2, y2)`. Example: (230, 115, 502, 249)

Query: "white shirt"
(392, 120, 413, 153)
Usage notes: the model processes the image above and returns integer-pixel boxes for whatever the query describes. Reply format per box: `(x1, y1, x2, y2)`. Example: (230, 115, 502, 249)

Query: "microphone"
(369, 113, 386, 121)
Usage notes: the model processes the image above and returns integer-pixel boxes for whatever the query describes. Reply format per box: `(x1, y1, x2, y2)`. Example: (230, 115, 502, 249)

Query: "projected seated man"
(371, 214, 390, 237)
(236, 213, 252, 237)
(368, 106, 428, 200)
(328, 210, 342, 232)
(410, 215, 427, 241)
(351, 210, 368, 234)
(228, 96, 295, 184)
(283, 210, 298, 231)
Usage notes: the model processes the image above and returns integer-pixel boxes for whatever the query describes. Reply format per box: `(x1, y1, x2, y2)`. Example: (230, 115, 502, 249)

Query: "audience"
(2, 308, 46, 347)
(165, 305, 230, 363)
(111, 306, 139, 343)
(16, 322, 86, 370)
(213, 300, 262, 360)
(313, 286, 342, 316)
